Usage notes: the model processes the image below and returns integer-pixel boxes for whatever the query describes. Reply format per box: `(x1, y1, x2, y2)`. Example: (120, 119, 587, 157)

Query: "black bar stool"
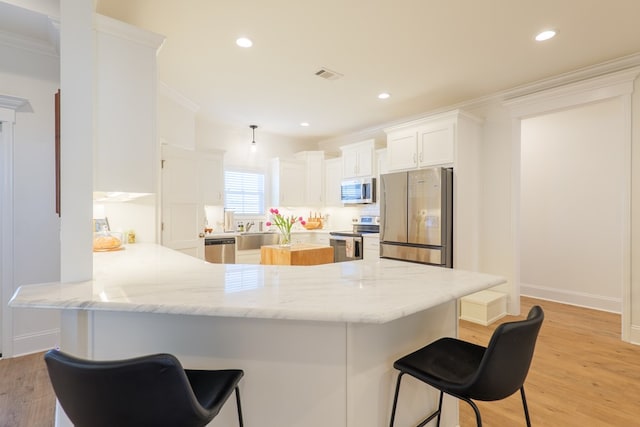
(389, 305, 544, 426)
(44, 350, 244, 427)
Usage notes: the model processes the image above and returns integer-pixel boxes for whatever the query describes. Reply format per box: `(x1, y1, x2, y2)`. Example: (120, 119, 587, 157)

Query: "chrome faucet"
(245, 221, 255, 232)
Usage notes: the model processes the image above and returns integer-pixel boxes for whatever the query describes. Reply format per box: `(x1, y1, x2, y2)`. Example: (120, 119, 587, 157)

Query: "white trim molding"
(630, 325, 640, 346)
(12, 328, 60, 358)
(0, 94, 31, 358)
(94, 13, 165, 52)
(504, 67, 640, 344)
(504, 67, 640, 118)
(0, 95, 32, 114)
(521, 282, 623, 314)
(158, 81, 200, 113)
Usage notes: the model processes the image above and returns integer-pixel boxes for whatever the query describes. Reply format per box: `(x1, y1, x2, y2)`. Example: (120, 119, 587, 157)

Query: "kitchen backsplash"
(93, 195, 157, 243)
(204, 205, 372, 233)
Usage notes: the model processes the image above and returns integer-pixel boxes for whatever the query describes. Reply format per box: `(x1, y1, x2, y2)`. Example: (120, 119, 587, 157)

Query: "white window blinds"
(224, 170, 265, 215)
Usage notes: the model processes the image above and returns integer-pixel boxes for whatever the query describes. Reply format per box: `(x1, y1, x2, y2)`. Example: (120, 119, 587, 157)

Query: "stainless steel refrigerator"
(380, 167, 453, 267)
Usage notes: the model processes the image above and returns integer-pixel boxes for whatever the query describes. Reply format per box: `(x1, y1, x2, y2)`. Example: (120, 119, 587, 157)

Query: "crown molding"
(503, 66, 640, 118)
(0, 94, 32, 112)
(461, 52, 640, 112)
(94, 13, 165, 51)
(503, 52, 640, 101)
(319, 52, 640, 145)
(0, 27, 58, 57)
(384, 109, 483, 133)
(0, 94, 33, 123)
(47, 16, 60, 56)
(158, 81, 200, 113)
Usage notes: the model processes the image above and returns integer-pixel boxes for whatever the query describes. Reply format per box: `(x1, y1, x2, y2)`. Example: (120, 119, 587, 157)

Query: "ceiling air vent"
(315, 67, 343, 80)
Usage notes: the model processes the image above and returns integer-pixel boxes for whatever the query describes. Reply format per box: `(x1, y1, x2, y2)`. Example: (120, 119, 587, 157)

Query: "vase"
(279, 229, 291, 246)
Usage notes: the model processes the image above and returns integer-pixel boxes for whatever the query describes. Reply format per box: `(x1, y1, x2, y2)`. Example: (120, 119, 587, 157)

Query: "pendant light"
(250, 125, 258, 152)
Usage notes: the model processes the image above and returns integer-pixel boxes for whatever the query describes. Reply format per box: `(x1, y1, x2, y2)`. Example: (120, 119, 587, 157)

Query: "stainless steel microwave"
(340, 177, 376, 204)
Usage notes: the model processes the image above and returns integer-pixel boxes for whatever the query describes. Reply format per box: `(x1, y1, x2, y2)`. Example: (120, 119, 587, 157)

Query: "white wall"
(0, 42, 61, 356)
(629, 75, 640, 342)
(520, 99, 625, 312)
(467, 102, 514, 299)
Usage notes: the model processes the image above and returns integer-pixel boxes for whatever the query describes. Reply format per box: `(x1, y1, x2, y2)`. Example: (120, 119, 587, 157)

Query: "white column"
(59, 0, 94, 282)
(0, 112, 15, 356)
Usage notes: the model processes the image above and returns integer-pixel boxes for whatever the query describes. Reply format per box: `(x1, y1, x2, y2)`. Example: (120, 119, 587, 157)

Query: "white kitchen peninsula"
(10, 244, 505, 427)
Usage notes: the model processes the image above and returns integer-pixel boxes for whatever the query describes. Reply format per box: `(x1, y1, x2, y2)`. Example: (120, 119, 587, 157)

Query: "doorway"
(506, 68, 636, 341)
(520, 99, 625, 312)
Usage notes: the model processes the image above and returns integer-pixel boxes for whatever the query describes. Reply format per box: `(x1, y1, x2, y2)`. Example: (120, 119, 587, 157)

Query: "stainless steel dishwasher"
(204, 237, 236, 264)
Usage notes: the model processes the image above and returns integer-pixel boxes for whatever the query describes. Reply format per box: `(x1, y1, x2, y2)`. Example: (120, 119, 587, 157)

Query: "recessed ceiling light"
(300, 122, 310, 127)
(535, 30, 556, 42)
(378, 92, 391, 99)
(236, 37, 253, 48)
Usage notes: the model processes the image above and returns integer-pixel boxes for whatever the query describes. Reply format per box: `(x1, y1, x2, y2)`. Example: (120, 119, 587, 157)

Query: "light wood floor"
(1, 297, 639, 426)
(458, 297, 640, 426)
(0, 351, 54, 427)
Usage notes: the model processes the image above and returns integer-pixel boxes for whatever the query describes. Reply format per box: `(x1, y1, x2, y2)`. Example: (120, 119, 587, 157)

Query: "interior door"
(161, 145, 205, 259)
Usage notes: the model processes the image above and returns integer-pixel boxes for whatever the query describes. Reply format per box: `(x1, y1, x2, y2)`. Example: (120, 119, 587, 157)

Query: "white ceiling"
(3, 0, 640, 141)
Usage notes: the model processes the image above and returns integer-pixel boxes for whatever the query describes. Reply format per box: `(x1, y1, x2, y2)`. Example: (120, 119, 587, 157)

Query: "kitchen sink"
(236, 232, 279, 250)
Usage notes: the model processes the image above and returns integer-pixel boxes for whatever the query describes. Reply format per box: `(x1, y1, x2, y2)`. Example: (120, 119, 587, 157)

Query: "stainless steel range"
(330, 216, 379, 262)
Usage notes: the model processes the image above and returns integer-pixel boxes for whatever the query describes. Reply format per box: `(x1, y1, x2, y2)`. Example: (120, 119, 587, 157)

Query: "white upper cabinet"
(94, 15, 165, 193)
(198, 151, 225, 206)
(340, 139, 375, 178)
(385, 129, 417, 171)
(271, 157, 305, 207)
(385, 110, 480, 172)
(417, 123, 455, 167)
(294, 151, 325, 207)
(324, 158, 343, 207)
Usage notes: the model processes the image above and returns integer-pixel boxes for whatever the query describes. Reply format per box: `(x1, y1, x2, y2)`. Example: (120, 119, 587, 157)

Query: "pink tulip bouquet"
(266, 208, 306, 245)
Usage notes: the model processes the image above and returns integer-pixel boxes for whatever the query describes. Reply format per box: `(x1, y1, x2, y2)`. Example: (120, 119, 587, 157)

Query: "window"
(224, 170, 265, 215)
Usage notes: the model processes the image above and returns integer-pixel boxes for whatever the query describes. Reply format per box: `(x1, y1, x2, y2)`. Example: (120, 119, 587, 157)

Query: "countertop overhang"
(9, 243, 505, 324)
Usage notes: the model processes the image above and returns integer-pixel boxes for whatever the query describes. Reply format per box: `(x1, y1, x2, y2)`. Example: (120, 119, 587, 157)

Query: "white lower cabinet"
(363, 234, 380, 260)
(324, 158, 343, 207)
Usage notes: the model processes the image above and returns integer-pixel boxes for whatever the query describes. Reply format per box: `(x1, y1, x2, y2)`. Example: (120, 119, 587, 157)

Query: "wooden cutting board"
(260, 244, 334, 266)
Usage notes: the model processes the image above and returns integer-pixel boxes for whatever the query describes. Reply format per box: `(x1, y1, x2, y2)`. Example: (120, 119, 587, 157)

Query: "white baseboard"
(520, 282, 622, 313)
(628, 325, 640, 345)
(12, 328, 59, 357)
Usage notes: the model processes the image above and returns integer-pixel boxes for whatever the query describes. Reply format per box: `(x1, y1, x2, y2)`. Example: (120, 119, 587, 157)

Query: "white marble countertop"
(9, 243, 505, 324)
